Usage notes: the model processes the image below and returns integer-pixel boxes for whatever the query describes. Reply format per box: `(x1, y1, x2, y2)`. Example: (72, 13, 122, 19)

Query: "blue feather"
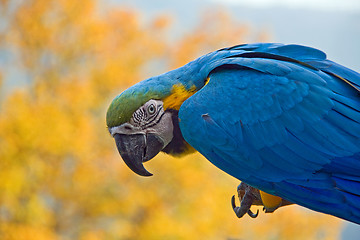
(271, 144, 322, 170)
(278, 182, 345, 204)
(267, 44, 327, 61)
(333, 100, 360, 123)
(280, 111, 305, 132)
(287, 174, 334, 189)
(258, 148, 309, 176)
(324, 154, 360, 176)
(284, 131, 331, 165)
(307, 60, 360, 90)
(334, 177, 360, 196)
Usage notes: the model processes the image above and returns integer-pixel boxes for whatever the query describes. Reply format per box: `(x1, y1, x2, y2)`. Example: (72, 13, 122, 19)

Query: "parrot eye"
(147, 104, 156, 115)
(130, 100, 163, 127)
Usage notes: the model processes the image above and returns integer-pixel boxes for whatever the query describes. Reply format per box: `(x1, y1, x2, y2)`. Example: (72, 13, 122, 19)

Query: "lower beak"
(114, 133, 164, 176)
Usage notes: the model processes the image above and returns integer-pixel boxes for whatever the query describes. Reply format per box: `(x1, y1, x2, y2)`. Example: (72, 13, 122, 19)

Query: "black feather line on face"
(162, 109, 191, 156)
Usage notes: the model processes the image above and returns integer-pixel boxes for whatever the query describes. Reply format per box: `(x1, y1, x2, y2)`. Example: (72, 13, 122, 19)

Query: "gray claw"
(231, 195, 237, 209)
(232, 182, 262, 219)
(247, 209, 259, 218)
(232, 193, 258, 219)
(232, 195, 247, 218)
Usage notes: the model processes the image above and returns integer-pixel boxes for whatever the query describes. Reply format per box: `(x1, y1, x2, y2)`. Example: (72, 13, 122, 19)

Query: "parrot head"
(106, 77, 198, 177)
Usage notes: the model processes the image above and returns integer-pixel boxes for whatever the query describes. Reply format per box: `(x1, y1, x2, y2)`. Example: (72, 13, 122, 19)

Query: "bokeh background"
(0, 0, 359, 239)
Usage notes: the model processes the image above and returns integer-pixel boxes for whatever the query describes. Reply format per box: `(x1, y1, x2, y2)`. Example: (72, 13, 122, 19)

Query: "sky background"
(213, 0, 360, 11)
(109, 0, 360, 73)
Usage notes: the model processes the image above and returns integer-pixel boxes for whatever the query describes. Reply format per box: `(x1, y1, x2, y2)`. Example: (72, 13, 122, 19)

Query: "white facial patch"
(109, 100, 174, 148)
(130, 100, 164, 128)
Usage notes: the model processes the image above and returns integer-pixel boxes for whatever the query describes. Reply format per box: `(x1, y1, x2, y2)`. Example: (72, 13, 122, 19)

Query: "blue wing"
(179, 44, 360, 223)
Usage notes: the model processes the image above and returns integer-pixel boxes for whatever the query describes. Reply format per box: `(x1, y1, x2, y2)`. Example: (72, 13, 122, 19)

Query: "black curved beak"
(114, 133, 164, 176)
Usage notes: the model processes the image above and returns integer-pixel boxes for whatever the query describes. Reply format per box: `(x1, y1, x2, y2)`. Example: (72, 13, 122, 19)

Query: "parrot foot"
(231, 182, 261, 219)
(231, 182, 294, 219)
(231, 195, 259, 218)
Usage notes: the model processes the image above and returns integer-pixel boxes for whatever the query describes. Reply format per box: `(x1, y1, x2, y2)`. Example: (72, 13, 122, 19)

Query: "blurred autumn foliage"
(0, 0, 342, 239)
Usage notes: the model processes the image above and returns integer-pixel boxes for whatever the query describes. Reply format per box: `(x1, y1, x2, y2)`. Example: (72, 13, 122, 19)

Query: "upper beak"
(114, 133, 165, 176)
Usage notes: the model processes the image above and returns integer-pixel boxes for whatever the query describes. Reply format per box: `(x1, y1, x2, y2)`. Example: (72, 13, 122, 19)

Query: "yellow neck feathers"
(163, 84, 197, 110)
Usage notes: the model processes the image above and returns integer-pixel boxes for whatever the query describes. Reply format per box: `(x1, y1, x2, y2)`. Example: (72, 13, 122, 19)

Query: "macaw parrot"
(106, 43, 360, 224)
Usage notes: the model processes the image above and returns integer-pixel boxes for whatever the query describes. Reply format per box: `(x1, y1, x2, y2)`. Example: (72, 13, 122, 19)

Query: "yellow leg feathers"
(259, 190, 284, 213)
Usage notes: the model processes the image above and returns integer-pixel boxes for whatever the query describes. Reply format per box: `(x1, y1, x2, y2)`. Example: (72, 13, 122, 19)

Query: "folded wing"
(179, 44, 360, 223)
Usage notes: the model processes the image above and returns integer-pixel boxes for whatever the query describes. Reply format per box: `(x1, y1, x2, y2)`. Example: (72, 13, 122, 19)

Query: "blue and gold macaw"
(106, 43, 360, 224)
